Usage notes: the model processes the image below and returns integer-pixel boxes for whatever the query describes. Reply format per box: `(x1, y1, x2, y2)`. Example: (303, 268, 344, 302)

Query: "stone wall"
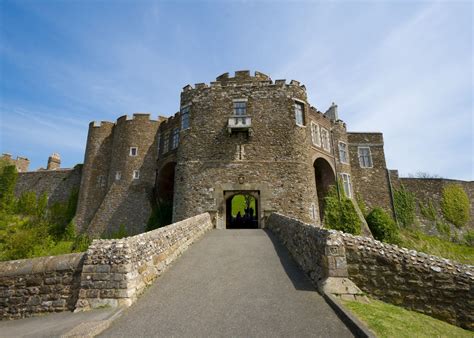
(267, 213, 474, 330)
(392, 175, 474, 232)
(0, 253, 85, 320)
(14, 165, 82, 205)
(343, 233, 473, 330)
(75, 213, 213, 310)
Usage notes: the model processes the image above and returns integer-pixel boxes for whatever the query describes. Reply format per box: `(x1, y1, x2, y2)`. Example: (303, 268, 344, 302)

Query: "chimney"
(324, 102, 339, 121)
(47, 153, 61, 170)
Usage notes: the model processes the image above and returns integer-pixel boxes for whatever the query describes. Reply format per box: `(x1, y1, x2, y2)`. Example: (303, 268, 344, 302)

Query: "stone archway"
(155, 161, 176, 226)
(314, 157, 336, 221)
(224, 191, 259, 229)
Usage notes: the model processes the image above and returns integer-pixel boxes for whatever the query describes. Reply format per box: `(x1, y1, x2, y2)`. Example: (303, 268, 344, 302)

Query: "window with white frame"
(163, 132, 169, 153)
(172, 128, 179, 149)
(338, 142, 349, 164)
(294, 101, 304, 126)
(358, 146, 373, 168)
(321, 128, 330, 152)
(340, 173, 353, 198)
(115, 171, 121, 181)
(181, 106, 190, 130)
(129, 147, 138, 156)
(133, 170, 140, 180)
(233, 100, 247, 116)
(311, 122, 321, 147)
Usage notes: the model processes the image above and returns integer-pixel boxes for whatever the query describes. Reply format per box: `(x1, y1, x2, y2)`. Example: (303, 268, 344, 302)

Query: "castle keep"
(9, 70, 473, 236)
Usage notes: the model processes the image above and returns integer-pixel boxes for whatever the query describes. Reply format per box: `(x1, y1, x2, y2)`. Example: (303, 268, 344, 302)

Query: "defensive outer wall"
(1, 212, 472, 331)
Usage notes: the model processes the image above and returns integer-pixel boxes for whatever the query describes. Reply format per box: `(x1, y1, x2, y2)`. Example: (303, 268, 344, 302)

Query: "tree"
(0, 165, 18, 211)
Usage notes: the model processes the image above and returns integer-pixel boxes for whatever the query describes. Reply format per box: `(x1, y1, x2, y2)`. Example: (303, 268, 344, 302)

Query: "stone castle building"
(7, 71, 473, 236)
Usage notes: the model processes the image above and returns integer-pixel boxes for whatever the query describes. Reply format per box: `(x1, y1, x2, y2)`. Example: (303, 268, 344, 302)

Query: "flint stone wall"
(75, 213, 213, 310)
(343, 233, 474, 330)
(267, 213, 474, 331)
(0, 253, 85, 320)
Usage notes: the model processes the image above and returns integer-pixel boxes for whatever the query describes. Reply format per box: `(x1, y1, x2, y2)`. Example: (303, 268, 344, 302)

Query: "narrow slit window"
(129, 147, 138, 156)
(133, 170, 140, 180)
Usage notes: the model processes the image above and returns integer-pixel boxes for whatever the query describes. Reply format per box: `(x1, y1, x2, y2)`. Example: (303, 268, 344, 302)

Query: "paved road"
(100, 230, 353, 337)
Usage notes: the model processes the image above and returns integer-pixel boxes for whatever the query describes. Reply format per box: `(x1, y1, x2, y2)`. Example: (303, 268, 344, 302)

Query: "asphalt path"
(100, 229, 353, 337)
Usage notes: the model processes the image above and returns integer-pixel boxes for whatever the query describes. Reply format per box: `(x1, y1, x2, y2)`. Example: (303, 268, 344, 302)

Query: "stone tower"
(47, 153, 61, 170)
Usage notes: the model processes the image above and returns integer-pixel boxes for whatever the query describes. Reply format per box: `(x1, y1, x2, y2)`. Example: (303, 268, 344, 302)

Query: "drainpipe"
(386, 168, 399, 227)
(329, 128, 341, 202)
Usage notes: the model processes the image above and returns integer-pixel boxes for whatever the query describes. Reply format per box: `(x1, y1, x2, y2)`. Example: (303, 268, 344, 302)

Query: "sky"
(0, 0, 472, 180)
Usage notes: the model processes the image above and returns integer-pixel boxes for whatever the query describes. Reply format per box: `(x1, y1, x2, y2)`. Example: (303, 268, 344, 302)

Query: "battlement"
(181, 71, 307, 92)
(158, 111, 180, 130)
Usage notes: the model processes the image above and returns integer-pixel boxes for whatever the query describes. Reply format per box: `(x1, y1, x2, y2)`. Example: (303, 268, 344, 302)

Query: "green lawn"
(343, 298, 473, 338)
(231, 195, 256, 217)
(399, 228, 474, 265)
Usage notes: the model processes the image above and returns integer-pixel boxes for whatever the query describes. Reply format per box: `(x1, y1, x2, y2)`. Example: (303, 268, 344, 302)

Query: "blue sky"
(0, 0, 472, 180)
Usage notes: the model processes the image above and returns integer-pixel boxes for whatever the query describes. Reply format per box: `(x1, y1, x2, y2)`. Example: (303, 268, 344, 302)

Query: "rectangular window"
(157, 133, 161, 156)
(163, 132, 169, 153)
(340, 173, 353, 198)
(172, 128, 179, 149)
(338, 142, 348, 164)
(181, 106, 190, 130)
(358, 147, 373, 168)
(115, 171, 121, 181)
(294, 101, 304, 126)
(321, 128, 330, 152)
(133, 170, 140, 180)
(233, 101, 247, 116)
(311, 122, 321, 147)
(129, 147, 138, 156)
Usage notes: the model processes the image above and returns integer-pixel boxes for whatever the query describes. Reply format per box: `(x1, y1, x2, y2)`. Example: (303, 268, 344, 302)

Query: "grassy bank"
(343, 298, 473, 338)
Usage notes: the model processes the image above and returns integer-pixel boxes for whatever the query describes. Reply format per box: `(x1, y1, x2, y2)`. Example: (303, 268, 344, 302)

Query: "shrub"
(323, 186, 361, 235)
(394, 185, 416, 227)
(355, 193, 368, 218)
(0, 165, 17, 211)
(464, 230, 474, 247)
(147, 200, 173, 231)
(435, 221, 451, 239)
(441, 184, 470, 228)
(16, 191, 38, 215)
(419, 199, 437, 222)
(366, 207, 400, 244)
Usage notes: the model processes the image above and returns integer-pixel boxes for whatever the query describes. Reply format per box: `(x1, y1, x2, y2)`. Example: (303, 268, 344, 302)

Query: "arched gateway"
(314, 157, 336, 221)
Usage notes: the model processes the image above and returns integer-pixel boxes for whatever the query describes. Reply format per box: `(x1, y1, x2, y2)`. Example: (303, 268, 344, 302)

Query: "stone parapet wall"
(343, 233, 474, 330)
(0, 253, 85, 320)
(75, 213, 213, 310)
(267, 213, 474, 330)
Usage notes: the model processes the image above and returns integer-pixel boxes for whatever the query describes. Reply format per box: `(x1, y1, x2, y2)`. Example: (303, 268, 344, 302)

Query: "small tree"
(441, 184, 470, 228)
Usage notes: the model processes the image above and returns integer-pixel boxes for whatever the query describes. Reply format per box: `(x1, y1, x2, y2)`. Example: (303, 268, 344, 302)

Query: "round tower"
(164, 70, 318, 228)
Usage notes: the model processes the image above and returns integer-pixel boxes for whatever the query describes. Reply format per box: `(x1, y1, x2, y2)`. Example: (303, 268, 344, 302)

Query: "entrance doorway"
(155, 161, 176, 227)
(314, 158, 336, 221)
(225, 191, 259, 229)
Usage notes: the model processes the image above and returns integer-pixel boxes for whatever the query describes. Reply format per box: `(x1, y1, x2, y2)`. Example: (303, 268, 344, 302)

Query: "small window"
(233, 101, 247, 116)
(311, 122, 321, 147)
(115, 171, 121, 181)
(181, 106, 190, 130)
(163, 132, 169, 153)
(294, 101, 305, 126)
(133, 170, 140, 180)
(172, 128, 179, 149)
(157, 133, 161, 156)
(97, 175, 106, 187)
(358, 147, 373, 168)
(340, 173, 353, 198)
(320, 128, 331, 152)
(338, 142, 349, 164)
(129, 147, 138, 156)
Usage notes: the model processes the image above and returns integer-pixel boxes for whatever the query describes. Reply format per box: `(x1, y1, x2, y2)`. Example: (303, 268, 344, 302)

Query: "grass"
(231, 195, 256, 217)
(399, 228, 474, 265)
(342, 298, 473, 338)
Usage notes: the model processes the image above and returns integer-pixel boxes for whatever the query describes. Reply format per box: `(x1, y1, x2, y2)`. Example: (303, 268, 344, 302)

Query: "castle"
(7, 71, 474, 236)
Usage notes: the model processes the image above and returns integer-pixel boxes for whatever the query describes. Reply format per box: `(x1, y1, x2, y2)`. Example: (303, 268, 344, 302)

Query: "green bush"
(441, 184, 470, 228)
(419, 199, 437, 222)
(394, 185, 416, 227)
(366, 207, 400, 244)
(146, 200, 173, 231)
(323, 187, 361, 235)
(0, 165, 18, 211)
(464, 230, 474, 247)
(435, 221, 451, 239)
(355, 193, 368, 218)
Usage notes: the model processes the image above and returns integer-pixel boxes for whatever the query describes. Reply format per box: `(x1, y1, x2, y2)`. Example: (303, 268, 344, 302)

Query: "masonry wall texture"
(267, 213, 474, 331)
(14, 165, 82, 205)
(0, 253, 85, 320)
(75, 213, 212, 310)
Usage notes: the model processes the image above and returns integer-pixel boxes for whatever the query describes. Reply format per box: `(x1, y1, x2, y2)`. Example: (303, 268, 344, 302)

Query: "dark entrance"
(225, 191, 259, 229)
(314, 158, 336, 221)
(154, 161, 176, 227)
